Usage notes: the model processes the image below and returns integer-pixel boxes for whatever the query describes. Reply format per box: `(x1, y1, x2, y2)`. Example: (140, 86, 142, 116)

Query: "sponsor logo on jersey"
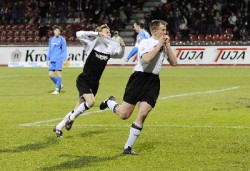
(95, 52, 109, 61)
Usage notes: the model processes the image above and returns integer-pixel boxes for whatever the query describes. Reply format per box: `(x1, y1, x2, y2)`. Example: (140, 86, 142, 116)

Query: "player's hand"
(159, 35, 167, 46)
(63, 61, 70, 67)
(120, 40, 125, 47)
(98, 32, 104, 36)
(164, 35, 170, 45)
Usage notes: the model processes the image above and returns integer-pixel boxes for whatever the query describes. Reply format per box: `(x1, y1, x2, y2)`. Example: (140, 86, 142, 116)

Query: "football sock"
(51, 76, 57, 84)
(69, 102, 89, 121)
(107, 100, 118, 112)
(56, 77, 62, 89)
(56, 110, 74, 130)
(124, 123, 143, 149)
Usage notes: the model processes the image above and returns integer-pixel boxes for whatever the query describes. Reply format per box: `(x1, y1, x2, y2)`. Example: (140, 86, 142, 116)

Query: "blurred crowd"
(145, 0, 250, 41)
(0, 0, 249, 44)
(0, 0, 143, 34)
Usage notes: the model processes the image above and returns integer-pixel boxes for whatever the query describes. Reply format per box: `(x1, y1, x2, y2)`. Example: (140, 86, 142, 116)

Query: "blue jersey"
(47, 35, 67, 62)
(127, 29, 150, 61)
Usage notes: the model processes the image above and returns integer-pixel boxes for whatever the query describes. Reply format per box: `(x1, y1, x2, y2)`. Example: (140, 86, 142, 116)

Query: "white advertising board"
(0, 46, 249, 67)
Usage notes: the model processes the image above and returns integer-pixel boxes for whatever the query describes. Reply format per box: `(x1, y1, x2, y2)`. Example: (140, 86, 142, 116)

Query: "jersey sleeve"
(61, 37, 67, 61)
(138, 39, 151, 58)
(107, 37, 125, 59)
(127, 47, 138, 61)
(76, 31, 98, 39)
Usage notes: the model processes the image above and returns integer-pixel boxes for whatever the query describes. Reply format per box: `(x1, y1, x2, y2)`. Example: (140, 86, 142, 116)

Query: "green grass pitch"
(0, 67, 249, 171)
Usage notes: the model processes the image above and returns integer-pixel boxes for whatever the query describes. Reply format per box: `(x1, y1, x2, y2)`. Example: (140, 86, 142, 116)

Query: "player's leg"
(52, 61, 64, 94)
(69, 93, 94, 121)
(123, 101, 152, 155)
(49, 70, 57, 84)
(99, 72, 138, 119)
(53, 97, 84, 137)
(55, 70, 62, 91)
(65, 93, 94, 131)
(105, 99, 135, 119)
(48, 61, 57, 84)
(64, 74, 98, 130)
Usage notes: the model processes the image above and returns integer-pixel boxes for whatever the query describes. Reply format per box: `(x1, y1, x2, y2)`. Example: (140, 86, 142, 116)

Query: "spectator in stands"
(126, 20, 150, 62)
(228, 12, 237, 29)
(58, 2, 68, 23)
(118, 7, 127, 23)
(232, 26, 240, 41)
(239, 26, 248, 41)
(179, 16, 189, 41)
(214, 11, 222, 35)
(112, 31, 125, 45)
(10, 4, 18, 24)
(48, 3, 57, 24)
(53, 24, 125, 138)
(38, 0, 48, 24)
(46, 25, 67, 95)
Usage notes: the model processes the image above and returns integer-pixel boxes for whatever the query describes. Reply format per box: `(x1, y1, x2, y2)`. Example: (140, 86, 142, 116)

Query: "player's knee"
(119, 111, 132, 120)
(48, 73, 54, 78)
(86, 100, 95, 108)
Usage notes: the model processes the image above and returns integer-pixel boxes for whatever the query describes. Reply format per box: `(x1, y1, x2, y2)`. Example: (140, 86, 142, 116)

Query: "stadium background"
(0, 1, 249, 170)
(0, 0, 249, 46)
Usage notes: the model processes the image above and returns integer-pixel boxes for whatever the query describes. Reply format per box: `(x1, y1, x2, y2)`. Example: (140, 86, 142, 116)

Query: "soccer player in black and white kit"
(53, 24, 125, 138)
(100, 20, 177, 155)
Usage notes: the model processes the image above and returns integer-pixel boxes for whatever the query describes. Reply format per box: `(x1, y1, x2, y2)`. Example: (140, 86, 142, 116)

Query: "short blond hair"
(149, 20, 167, 33)
(95, 24, 110, 32)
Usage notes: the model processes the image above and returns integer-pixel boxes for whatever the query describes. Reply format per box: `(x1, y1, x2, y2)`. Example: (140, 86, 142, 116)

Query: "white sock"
(69, 102, 89, 121)
(56, 110, 73, 130)
(124, 123, 142, 149)
(107, 100, 118, 112)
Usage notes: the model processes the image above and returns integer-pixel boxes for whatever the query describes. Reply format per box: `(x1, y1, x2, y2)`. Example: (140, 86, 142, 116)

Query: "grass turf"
(0, 67, 249, 171)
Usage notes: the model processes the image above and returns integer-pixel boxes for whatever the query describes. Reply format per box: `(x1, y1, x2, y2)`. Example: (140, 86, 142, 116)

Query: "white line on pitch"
(19, 86, 241, 127)
(18, 110, 105, 126)
(159, 86, 240, 100)
(0, 75, 19, 78)
(33, 124, 250, 129)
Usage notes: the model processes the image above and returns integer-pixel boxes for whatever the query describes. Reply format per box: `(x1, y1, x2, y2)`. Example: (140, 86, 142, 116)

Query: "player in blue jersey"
(126, 20, 150, 62)
(46, 25, 67, 95)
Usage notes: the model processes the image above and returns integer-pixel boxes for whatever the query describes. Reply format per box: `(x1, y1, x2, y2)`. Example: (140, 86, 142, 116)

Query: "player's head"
(149, 20, 167, 39)
(133, 20, 145, 33)
(53, 25, 61, 37)
(95, 24, 111, 37)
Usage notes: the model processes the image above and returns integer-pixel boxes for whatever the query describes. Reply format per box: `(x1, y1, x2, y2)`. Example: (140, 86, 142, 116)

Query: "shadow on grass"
(136, 141, 162, 154)
(65, 129, 114, 139)
(42, 141, 160, 170)
(42, 154, 124, 171)
(80, 129, 116, 137)
(0, 137, 58, 153)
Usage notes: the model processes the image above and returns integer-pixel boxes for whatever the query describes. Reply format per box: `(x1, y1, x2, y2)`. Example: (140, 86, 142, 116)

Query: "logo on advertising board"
(24, 49, 85, 62)
(176, 48, 205, 61)
(215, 48, 247, 62)
(11, 49, 22, 62)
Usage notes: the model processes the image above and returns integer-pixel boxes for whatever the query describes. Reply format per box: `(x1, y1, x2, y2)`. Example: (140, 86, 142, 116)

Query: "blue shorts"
(48, 61, 63, 71)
